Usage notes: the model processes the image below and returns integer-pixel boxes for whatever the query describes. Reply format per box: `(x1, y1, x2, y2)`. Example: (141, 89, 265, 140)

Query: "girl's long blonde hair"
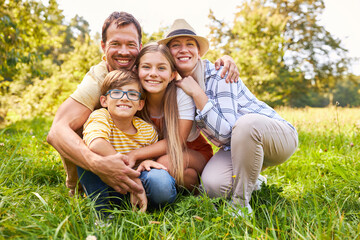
(135, 43, 185, 186)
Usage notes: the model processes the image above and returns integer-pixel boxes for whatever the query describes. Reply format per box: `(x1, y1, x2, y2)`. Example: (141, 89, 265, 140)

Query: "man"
(47, 11, 239, 196)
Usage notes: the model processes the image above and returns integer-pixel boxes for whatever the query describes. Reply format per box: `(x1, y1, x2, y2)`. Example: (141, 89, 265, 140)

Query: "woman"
(158, 19, 298, 216)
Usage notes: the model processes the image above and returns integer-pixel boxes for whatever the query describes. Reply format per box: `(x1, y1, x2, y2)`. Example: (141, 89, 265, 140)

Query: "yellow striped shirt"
(83, 108, 158, 153)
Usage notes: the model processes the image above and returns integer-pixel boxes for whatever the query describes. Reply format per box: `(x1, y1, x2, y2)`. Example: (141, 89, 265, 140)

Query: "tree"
(206, 0, 351, 106)
(0, 0, 102, 123)
(0, 0, 65, 89)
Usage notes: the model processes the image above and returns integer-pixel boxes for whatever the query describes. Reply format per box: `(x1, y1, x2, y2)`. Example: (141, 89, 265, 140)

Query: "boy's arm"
(47, 97, 142, 194)
(87, 138, 130, 165)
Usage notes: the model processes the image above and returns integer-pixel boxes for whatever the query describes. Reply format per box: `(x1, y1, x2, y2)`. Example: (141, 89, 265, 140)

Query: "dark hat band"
(167, 29, 196, 38)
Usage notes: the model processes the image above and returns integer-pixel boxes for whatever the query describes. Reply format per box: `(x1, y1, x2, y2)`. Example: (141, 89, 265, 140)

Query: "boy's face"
(100, 82, 144, 121)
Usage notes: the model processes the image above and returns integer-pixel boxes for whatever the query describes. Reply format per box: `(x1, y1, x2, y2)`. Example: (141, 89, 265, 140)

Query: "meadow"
(0, 107, 359, 239)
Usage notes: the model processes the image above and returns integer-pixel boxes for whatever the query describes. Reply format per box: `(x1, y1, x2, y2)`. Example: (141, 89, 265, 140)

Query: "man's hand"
(130, 179, 147, 212)
(214, 55, 239, 83)
(91, 153, 143, 195)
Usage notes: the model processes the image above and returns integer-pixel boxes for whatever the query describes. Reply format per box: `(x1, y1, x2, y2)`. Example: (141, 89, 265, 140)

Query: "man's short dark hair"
(102, 11, 142, 45)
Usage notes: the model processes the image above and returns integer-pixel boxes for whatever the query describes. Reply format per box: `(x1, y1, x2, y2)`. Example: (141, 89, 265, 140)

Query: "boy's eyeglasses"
(105, 89, 142, 101)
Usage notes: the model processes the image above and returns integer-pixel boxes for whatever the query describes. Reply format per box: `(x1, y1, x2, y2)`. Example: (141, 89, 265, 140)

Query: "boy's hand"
(137, 160, 167, 172)
(130, 180, 147, 212)
(125, 152, 138, 168)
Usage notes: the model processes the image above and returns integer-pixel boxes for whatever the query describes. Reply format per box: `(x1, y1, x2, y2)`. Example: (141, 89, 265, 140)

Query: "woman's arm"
(176, 74, 237, 145)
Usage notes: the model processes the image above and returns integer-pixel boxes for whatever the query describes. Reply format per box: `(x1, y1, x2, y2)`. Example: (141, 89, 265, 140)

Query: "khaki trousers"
(201, 114, 298, 207)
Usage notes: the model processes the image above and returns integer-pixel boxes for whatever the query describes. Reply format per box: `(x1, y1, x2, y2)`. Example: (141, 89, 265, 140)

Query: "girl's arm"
(126, 119, 192, 166)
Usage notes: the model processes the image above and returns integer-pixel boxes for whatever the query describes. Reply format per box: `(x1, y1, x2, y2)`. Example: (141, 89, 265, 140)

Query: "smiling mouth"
(178, 57, 191, 61)
(116, 104, 131, 109)
(145, 80, 161, 84)
(116, 59, 131, 65)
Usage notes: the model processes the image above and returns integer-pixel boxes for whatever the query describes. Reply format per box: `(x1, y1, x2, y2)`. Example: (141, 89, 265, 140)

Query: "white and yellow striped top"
(83, 108, 158, 154)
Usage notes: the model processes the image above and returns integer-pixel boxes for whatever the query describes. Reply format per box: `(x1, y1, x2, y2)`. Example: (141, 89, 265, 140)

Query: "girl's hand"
(137, 160, 167, 172)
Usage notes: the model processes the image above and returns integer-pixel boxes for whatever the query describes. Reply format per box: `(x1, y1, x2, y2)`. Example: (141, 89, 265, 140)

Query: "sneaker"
(94, 214, 114, 228)
(254, 174, 267, 191)
(228, 202, 253, 218)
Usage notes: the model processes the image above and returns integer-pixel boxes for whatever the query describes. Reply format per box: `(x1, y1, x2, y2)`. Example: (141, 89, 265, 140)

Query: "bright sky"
(53, 0, 359, 74)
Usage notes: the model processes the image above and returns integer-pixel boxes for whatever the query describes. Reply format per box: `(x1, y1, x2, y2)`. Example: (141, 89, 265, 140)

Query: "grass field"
(1, 107, 359, 239)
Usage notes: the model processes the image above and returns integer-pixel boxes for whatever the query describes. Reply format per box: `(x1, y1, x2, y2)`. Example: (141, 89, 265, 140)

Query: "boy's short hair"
(101, 70, 145, 99)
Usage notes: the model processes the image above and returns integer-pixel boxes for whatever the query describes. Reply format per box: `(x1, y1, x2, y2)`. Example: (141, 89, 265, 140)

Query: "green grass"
(1, 107, 360, 239)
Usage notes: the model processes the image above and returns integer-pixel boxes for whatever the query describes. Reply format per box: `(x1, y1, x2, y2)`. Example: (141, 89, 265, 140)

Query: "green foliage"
(1, 108, 360, 238)
(333, 75, 360, 107)
(142, 27, 168, 45)
(0, 0, 102, 124)
(0, 0, 65, 85)
(206, 0, 355, 107)
(6, 35, 101, 121)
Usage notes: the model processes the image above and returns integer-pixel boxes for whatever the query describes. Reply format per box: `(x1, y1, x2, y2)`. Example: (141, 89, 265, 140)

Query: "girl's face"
(168, 36, 200, 77)
(138, 51, 176, 96)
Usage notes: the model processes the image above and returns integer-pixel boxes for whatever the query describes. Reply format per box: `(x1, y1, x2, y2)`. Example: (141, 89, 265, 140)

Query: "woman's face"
(138, 51, 176, 96)
(168, 36, 200, 77)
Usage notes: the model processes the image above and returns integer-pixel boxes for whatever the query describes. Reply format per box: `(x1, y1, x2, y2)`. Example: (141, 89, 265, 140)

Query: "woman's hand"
(175, 76, 202, 97)
(137, 160, 167, 172)
(175, 76, 209, 111)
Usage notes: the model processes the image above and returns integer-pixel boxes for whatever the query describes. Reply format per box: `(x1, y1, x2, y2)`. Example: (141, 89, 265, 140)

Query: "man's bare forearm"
(47, 123, 97, 171)
(47, 97, 96, 171)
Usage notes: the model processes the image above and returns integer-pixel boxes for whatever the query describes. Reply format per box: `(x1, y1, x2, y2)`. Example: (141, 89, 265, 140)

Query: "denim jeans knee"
(77, 166, 124, 215)
(140, 169, 177, 208)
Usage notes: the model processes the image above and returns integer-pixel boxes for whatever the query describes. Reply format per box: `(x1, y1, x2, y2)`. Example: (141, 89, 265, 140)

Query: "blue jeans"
(77, 167, 177, 214)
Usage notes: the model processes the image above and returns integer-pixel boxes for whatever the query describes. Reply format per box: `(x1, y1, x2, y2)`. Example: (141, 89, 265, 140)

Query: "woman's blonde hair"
(135, 43, 185, 186)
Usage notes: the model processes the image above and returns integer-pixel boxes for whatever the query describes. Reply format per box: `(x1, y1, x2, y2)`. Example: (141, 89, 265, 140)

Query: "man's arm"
(47, 97, 143, 194)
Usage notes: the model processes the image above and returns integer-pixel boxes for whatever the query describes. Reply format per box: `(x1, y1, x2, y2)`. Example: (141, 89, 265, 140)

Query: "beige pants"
(201, 114, 298, 207)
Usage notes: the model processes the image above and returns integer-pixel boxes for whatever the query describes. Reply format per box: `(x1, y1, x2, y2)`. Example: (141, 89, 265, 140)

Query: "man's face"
(101, 23, 141, 72)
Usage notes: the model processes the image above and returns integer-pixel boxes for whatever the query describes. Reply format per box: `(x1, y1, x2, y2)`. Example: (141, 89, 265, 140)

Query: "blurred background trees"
(206, 0, 358, 107)
(0, 0, 359, 125)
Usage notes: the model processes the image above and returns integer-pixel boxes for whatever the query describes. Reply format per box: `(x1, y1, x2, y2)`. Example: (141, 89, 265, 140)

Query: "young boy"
(79, 69, 167, 214)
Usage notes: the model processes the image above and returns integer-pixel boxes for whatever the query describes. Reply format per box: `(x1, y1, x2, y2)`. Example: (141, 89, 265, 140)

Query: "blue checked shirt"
(195, 60, 296, 151)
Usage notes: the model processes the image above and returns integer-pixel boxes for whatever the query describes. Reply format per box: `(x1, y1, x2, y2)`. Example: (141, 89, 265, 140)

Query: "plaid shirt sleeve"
(195, 60, 297, 150)
(195, 60, 240, 147)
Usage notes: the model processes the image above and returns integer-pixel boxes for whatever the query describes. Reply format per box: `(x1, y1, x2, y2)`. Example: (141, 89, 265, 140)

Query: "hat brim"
(158, 35, 209, 57)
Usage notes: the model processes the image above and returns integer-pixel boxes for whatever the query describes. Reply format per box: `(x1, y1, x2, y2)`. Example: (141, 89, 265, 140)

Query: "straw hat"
(158, 19, 209, 57)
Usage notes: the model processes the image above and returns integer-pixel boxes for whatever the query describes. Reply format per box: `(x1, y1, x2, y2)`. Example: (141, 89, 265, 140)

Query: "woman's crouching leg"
(200, 149, 233, 198)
